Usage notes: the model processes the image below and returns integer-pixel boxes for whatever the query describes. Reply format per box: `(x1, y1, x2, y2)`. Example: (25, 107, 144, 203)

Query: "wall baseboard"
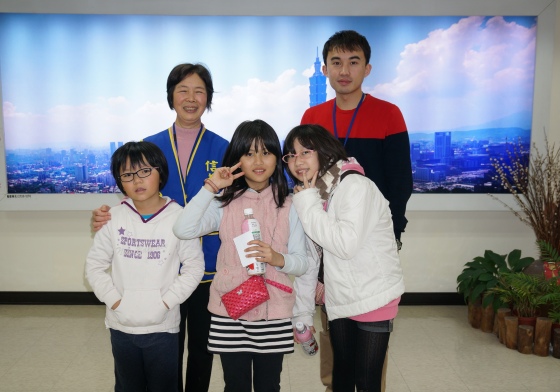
(0, 292, 465, 306)
(0, 292, 102, 305)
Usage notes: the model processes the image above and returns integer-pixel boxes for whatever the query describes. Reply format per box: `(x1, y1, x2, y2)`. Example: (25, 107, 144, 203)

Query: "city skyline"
(5, 126, 531, 194)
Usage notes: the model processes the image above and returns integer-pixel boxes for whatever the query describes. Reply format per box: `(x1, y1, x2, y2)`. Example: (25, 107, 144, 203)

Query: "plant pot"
(471, 303, 483, 329)
(517, 315, 537, 328)
(480, 305, 495, 333)
(467, 302, 474, 325)
(467, 298, 482, 328)
(523, 259, 544, 277)
(512, 309, 538, 328)
(551, 323, 560, 345)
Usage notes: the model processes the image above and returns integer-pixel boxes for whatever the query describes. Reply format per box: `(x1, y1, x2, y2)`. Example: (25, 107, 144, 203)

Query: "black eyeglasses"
(118, 167, 158, 182)
(282, 150, 316, 163)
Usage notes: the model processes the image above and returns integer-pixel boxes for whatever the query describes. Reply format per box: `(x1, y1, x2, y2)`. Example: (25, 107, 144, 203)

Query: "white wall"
(0, 0, 557, 293)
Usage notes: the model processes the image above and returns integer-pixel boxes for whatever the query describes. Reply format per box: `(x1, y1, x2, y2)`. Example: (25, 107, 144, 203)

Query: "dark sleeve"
(384, 131, 413, 240)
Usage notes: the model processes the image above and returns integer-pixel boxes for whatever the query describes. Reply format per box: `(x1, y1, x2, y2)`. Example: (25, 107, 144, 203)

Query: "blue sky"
(0, 14, 537, 148)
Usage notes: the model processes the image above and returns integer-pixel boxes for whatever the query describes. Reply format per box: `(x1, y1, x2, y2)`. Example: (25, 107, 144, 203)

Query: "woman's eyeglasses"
(282, 150, 316, 163)
(118, 167, 158, 182)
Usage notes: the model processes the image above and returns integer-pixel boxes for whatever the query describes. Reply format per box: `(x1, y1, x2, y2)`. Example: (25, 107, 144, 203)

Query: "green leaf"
(470, 283, 487, 302)
(465, 260, 481, 267)
(478, 273, 494, 281)
(537, 240, 560, 263)
(482, 293, 494, 308)
(485, 250, 507, 269)
(508, 248, 534, 271)
(457, 270, 477, 282)
(507, 249, 521, 266)
(486, 280, 498, 290)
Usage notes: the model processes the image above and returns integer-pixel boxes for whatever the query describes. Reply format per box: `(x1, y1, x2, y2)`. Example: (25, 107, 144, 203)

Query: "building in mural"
(308, 49, 327, 107)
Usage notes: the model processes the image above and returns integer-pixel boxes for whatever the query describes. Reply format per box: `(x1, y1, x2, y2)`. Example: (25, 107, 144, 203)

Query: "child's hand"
(293, 325, 316, 343)
(293, 171, 318, 194)
(245, 240, 284, 268)
(208, 162, 245, 190)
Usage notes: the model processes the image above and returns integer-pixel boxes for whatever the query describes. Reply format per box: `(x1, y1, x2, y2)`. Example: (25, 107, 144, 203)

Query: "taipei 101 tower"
(308, 48, 327, 107)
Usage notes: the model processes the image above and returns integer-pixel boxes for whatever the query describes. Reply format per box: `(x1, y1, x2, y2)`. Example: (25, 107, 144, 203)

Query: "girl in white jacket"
(283, 124, 405, 392)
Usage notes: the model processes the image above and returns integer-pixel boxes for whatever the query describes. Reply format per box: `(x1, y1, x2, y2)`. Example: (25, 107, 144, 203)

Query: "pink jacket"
(208, 187, 296, 321)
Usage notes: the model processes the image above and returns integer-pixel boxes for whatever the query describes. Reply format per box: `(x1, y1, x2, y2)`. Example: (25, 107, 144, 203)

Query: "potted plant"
(536, 240, 560, 313)
(538, 241, 560, 342)
(457, 249, 534, 308)
(546, 292, 560, 330)
(543, 282, 560, 345)
(488, 272, 550, 326)
(457, 249, 534, 330)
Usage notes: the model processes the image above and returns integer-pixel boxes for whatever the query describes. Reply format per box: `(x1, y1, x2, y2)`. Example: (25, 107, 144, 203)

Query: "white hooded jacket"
(292, 173, 405, 321)
(85, 197, 205, 334)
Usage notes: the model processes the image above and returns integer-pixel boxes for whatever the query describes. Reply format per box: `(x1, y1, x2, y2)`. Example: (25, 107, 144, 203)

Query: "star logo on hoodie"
(118, 227, 125, 235)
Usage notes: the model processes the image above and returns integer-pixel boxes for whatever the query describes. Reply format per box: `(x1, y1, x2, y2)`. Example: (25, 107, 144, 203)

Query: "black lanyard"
(332, 93, 365, 147)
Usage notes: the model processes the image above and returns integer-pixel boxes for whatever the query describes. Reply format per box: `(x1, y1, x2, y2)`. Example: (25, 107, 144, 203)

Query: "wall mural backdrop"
(0, 14, 537, 200)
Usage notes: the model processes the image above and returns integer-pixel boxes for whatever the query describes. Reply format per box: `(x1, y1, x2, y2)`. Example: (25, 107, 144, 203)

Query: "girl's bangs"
(122, 152, 148, 171)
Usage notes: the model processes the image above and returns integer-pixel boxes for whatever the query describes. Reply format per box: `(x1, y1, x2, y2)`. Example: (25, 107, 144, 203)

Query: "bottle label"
(242, 218, 266, 275)
(300, 337, 319, 356)
(247, 260, 266, 275)
(246, 219, 262, 240)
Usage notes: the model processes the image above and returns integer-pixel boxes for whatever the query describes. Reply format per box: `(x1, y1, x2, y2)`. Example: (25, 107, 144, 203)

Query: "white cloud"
(302, 65, 315, 78)
(3, 98, 175, 150)
(3, 69, 309, 149)
(370, 16, 536, 132)
(204, 69, 308, 142)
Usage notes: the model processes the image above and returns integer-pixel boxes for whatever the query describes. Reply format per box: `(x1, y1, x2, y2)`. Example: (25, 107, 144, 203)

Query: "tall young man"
(301, 30, 413, 392)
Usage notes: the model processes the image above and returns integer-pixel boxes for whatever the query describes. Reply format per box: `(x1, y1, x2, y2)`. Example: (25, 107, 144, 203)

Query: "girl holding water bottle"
(173, 119, 307, 392)
(283, 124, 405, 392)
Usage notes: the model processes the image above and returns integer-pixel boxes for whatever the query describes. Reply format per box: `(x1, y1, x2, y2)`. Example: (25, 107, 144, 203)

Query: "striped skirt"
(208, 314, 294, 354)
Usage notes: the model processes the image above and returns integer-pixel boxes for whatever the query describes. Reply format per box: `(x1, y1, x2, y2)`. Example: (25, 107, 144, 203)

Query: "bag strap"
(264, 278, 293, 293)
(340, 169, 364, 181)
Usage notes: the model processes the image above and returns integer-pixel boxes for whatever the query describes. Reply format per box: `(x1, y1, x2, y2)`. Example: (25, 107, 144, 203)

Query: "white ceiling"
(0, 0, 554, 16)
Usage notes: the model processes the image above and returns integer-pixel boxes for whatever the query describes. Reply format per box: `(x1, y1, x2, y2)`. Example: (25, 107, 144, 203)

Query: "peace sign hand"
(209, 162, 245, 189)
(293, 171, 318, 194)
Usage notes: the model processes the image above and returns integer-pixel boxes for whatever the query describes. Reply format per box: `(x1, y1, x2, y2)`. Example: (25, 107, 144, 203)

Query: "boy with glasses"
(86, 141, 205, 391)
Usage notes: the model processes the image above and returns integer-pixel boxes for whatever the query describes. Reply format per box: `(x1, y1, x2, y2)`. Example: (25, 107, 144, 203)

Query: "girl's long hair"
(218, 119, 288, 208)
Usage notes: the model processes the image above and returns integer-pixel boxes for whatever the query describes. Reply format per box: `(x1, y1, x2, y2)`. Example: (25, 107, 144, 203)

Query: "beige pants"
(320, 309, 387, 392)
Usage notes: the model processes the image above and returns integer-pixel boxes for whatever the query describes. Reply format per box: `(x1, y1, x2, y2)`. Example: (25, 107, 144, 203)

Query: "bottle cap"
(244, 208, 254, 215)
(295, 321, 304, 331)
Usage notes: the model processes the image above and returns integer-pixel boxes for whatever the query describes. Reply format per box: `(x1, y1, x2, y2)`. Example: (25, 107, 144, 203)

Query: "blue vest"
(144, 125, 229, 282)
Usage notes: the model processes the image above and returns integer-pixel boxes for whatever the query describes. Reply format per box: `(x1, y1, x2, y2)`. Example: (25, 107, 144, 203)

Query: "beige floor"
(0, 305, 559, 391)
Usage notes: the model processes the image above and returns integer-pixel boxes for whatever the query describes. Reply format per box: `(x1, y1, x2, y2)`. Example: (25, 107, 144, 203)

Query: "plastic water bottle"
(241, 208, 266, 275)
(295, 322, 319, 356)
